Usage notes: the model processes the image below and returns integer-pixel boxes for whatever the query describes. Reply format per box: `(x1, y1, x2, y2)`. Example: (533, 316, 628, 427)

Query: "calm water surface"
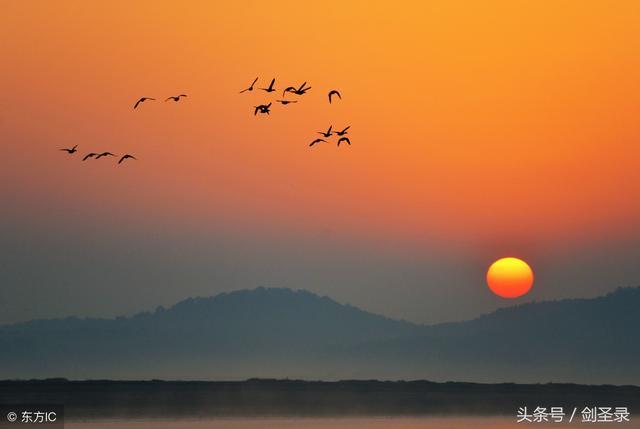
(66, 417, 639, 429)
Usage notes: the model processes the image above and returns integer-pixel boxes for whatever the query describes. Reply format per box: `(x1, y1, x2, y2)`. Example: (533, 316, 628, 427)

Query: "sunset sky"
(2, 0, 640, 325)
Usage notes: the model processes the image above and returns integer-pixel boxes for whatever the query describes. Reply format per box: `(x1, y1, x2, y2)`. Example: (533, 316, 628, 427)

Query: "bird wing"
(298, 82, 307, 91)
(341, 126, 350, 133)
(83, 153, 94, 161)
(134, 99, 142, 109)
(118, 156, 125, 164)
(251, 77, 258, 86)
(179, 94, 187, 97)
(269, 78, 275, 89)
(165, 97, 173, 101)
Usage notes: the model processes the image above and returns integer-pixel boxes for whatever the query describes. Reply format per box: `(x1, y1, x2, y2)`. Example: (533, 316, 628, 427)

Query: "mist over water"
(66, 417, 640, 429)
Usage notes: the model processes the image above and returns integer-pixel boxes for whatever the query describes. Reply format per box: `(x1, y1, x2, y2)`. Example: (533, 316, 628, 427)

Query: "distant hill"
(1, 286, 638, 384)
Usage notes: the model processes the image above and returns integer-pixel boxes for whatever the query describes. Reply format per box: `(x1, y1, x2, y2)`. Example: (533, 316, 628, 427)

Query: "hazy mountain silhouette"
(1, 286, 638, 384)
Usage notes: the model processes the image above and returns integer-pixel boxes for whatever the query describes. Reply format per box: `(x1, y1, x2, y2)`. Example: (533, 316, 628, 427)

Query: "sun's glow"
(486, 257, 534, 299)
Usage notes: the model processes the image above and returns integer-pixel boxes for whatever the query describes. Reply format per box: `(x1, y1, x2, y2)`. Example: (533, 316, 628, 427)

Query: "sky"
(2, 0, 640, 325)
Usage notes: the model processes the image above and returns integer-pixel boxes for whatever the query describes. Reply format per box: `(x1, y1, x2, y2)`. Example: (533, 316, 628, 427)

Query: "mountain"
(1, 286, 639, 384)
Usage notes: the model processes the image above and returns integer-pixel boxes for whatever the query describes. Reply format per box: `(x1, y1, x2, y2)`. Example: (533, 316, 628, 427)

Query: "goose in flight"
(318, 126, 333, 138)
(239, 77, 259, 93)
(254, 103, 272, 115)
(293, 82, 311, 95)
(83, 152, 98, 161)
(328, 90, 341, 103)
(165, 94, 187, 102)
(309, 138, 327, 147)
(276, 99, 298, 105)
(335, 126, 350, 136)
(260, 78, 276, 93)
(118, 154, 137, 164)
(282, 86, 297, 97)
(134, 97, 155, 109)
(337, 137, 351, 147)
(96, 151, 116, 159)
(60, 145, 78, 154)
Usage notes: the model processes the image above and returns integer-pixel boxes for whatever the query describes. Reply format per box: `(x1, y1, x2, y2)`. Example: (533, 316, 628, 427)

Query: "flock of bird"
(59, 145, 137, 164)
(239, 77, 351, 148)
(310, 125, 351, 147)
(58, 94, 189, 163)
(59, 80, 350, 163)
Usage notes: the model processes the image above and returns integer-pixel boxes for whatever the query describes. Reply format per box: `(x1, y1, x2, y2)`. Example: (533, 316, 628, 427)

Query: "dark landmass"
(1, 287, 639, 383)
(1, 379, 638, 419)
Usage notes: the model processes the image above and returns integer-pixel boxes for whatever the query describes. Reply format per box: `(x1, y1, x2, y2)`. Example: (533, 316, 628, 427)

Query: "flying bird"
(60, 145, 78, 154)
(318, 126, 333, 138)
(282, 86, 297, 97)
(254, 102, 272, 115)
(239, 77, 259, 93)
(133, 97, 155, 109)
(293, 82, 311, 95)
(335, 126, 350, 136)
(276, 99, 298, 105)
(165, 94, 187, 102)
(118, 154, 137, 164)
(95, 151, 116, 159)
(328, 90, 341, 103)
(83, 152, 97, 161)
(260, 78, 276, 93)
(337, 137, 351, 147)
(309, 138, 327, 147)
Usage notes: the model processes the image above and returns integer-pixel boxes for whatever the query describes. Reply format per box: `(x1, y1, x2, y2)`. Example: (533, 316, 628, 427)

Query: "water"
(66, 416, 640, 429)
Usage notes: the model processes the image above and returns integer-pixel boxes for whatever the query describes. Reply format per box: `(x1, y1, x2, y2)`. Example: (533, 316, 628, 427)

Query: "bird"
(118, 154, 137, 164)
(318, 126, 333, 138)
(328, 90, 341, 103)
(254, 103, 272, 115)
(337, 137, 351, 146)
(293, 82, 311, 95)
(260, 78, 276, 93)
(165, 94, 187, 102)
(276, 99, 297, 105)
(133, 97, 155, 109)
(335, 126, 350, 136)
(60, 145, 78, 154)
(309, 138, 327, 147)
(239, 77, 259, 93)
(95, 151, 116, 159)
(282, 86, 297, 97)
(82, 152, 97, 161)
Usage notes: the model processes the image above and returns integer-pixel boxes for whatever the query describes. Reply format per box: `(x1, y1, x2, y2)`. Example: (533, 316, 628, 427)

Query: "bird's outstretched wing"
(134, 99, 142, 109)
(83, 153, 95, 161)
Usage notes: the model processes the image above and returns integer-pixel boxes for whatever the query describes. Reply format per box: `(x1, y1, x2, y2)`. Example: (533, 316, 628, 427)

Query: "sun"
(486, 257, 534, 298)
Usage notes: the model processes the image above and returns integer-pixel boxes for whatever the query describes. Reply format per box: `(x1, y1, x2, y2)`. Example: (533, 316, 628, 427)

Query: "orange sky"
(2, 1, 640, 323)
(4, 0, 640, 247)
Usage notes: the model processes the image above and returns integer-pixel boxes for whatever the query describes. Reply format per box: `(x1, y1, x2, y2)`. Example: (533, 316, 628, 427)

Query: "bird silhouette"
(60, 145, 78, 154)
(335, 126, 350, 136)
(95, 151, 116, 159)
(260, 78, 276, 93)
(282, 86, 297, 97)
(337, 137, 351, 146)
(118, 154, 137, 164)
(83, 153, 97, 161)
(276, 99, 298, 105)
(165, 94, 187, 102)
(309, 138, 327, 147)
(293, 82, 311, 95)
(134, 97, 155, 109)
(318, 126, 333, 138)
(254, 103, 272, 115)
(239, 77, 259, 93)
(328, 90, 341, 103)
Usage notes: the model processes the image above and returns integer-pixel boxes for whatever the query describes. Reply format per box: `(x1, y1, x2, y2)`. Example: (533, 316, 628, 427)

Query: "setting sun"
(486, 257, 534, 299)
